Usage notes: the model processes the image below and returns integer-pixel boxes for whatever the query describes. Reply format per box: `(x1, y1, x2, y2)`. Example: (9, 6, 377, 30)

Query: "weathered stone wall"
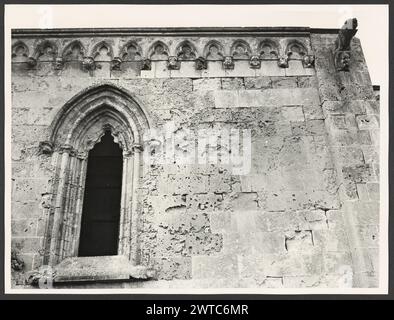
(10, 28, 379, 288)
(311, 34, 380, 287)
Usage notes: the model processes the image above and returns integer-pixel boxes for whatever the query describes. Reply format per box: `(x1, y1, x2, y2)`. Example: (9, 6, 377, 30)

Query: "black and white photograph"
(4, 4, 388, 295)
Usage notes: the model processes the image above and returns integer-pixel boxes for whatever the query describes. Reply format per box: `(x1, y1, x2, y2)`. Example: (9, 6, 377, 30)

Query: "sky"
(5, 4, 388, 85)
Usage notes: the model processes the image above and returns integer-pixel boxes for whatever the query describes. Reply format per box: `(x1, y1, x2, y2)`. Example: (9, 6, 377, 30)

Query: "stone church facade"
(10, 20, 380, 289)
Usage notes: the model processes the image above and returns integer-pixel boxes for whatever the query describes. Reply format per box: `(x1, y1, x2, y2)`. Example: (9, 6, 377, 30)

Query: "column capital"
(38, 141, 54, 155)
(132, 143, 144, 153)
(58, 144, 74, 154)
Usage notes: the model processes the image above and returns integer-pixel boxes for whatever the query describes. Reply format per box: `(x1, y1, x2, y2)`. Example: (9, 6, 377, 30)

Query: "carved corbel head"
(223, 56, 234, 70)
(167, 56, 180, 70)
(111, 57, 122, 71)
(302, 54, 315, 68)
(195, 56, 207, 70)
(335, 51, 351, 71)
(54, 57, 64, 70)
(249, 55, 261, 69)
(141, 58, 152, 71)
(82, 56, 96, 71)
(38, 141, 54, 155)
(26, 57, 37, 68)
(277, 54, 289, 68)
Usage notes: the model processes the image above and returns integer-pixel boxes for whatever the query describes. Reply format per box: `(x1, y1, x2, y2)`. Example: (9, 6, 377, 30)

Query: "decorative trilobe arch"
(203, 40, 225, 61)
(41, 84, 150, 267)
(258, 39, 279, 59)
(230, 39, 252, 59)
(285, 39, 308, 59)
(12, 41, 29, 62)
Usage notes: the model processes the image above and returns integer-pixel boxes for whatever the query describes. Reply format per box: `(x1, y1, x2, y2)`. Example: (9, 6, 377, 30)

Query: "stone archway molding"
(36, 84, 151, 283)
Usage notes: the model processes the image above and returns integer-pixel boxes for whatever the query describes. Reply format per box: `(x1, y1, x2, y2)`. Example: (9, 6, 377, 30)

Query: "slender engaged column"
(48, 145, 72, 266)
(130, 143, 143, 264)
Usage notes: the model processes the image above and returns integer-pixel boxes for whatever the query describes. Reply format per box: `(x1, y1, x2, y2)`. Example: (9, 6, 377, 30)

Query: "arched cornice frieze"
(148, 41, 170, 60)
(285, 39, 308, 59)
(90, 41, 113, 60)
(203, 40, 225, 61)
(12, 41, 29, 62)
(13, 36, 314, 71)
(62, 40, 86, 61)
(120, 41, 143, 61)
(284, 39, 315, 68)
(175, 40, 198, 60)
(258, 39, 279, 59)
(32, 40, 58, 61)
(230, 39, 252, 59)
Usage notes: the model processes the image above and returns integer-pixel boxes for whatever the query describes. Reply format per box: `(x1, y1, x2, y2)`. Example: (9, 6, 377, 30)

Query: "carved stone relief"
(11, 250, 24, 271)
(111, 57, 123, 70)
(62, 41, 85, 61)
(121, 42, 142, 61)
(167, 56, 180, 70)
(141, 58, 152, 70)
(12, 41, 29, 62)
(195, 56, 208, 70)
(334, 18, 358, 71)
(231, 40, 251, 59)
(277, 54, 290, 68)
(82, 56, 96, 71)
(286, 41, 307, 59)
(302, 54, 315, 68)
(12, 36, 316, 72)
(177, 42, 197, 60)
(205, 41, 224, 61)
(26, 40, 58, 68)
(259, 40, 279, 59)
(35, 40, 58, 61)
(26, 57, 38, 68)
(91, 41, 113, 64)
(150, 42, 169, 60)
(335, 18, 358, 51)
(334, 51, 351, 72)
(222, 56, 234, 69)
(249, 55, 261, 69)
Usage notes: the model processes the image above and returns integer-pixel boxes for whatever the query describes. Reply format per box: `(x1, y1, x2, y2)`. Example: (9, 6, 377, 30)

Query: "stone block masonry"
(10, 25, 379, 289)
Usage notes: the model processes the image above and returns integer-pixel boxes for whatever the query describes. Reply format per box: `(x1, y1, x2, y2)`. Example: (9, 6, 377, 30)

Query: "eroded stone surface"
(11, 27, 379, 289)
